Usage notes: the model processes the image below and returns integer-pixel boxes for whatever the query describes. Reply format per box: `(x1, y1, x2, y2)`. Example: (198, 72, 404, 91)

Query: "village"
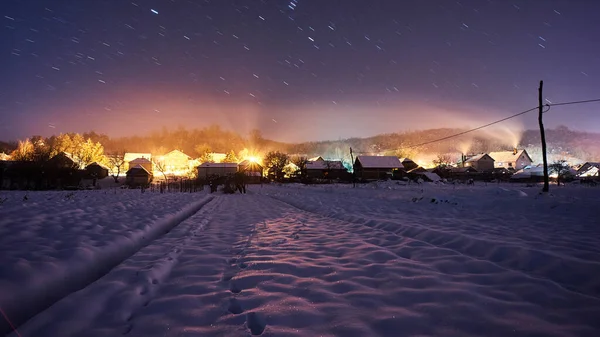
(1, 137, 598, 191)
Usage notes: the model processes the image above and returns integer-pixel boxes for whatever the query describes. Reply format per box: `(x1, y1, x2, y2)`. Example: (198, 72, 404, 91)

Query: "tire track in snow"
(266, 194, 600, 302)
(6, 195, 215, 336)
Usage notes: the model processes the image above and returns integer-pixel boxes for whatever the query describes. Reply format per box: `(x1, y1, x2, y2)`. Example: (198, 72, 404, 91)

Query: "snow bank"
(0, 189, 212, 334)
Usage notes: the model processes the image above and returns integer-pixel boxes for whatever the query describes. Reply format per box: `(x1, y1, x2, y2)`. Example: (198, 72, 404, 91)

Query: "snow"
(2, 182, 600, 336)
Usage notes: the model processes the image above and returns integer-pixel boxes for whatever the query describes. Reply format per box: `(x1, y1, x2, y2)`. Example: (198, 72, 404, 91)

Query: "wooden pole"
(538, 80, 550, 192)
(350, 147, 355, 188)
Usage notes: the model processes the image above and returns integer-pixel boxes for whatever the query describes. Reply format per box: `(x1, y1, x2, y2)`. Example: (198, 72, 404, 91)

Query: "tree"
(194, 144, 213, 163)
(224, 150, 239, 163)
(153, 158, 169, 182)
(107, 150, 126, 183)
(433, 154, 453, 168)
(291, 156, 309, 179)
(73, 138, 105, 168)
(11, 139, 35, 161)
(264, 151, 289, 181)
(549, 159, 571, 186)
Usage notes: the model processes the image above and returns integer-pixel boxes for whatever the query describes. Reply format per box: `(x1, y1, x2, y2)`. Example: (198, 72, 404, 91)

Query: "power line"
(404, 106, 538, 149)
(547, 98, 600, 107)
(401, 97, 600, 150)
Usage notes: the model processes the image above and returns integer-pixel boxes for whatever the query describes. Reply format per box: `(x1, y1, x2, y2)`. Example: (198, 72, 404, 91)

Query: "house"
(85, 162, 109, 179)
(354, 156, 403, 180)
(464, 153, 495, 172)
(156, 150, 195, 176)
(48, 152, 79, 169)
(124, 153, 151, 170)
(576, 162, 600, 177)
(488, 149, 533, 170)
(126, 165, 153, 187)
(128, 157, 153, 173)
(306, 159, 347, 179)
(399, 158, 419, 171)
(238, 160, 263, 183)
(197, 162, 237, 180)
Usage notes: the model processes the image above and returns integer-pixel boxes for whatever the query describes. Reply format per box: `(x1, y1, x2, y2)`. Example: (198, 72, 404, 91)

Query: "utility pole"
(538, 80, 550, 192)
(350, 147, 356, 188)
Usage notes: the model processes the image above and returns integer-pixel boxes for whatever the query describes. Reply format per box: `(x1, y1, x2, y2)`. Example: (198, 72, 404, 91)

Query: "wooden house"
(488, 149, 532, 170)
(126, 165, 153, 187)
(124, 152, 151, 170)
(197, 162, 237, 180)
(85, 162, 109, 179)
(128, 157, 153, 173)
(354, 156, 403, 180)
(48, 152, 79, 169)
(464, 153, 495, 172)
(306, 159, 347, 179)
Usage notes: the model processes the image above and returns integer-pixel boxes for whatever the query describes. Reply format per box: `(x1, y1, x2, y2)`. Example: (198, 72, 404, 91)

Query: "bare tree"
(549, 159, 571, 186)
(107, 150, 126, 183)
(153, 158, 169, 182)
(433, 154, 453, 168)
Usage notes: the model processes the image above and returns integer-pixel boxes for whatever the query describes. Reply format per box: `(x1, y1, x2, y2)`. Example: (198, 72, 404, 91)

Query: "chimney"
(513, 148, 518, 155)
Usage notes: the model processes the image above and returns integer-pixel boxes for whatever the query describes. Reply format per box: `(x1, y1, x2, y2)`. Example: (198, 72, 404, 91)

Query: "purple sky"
(2, 0, 600, 142)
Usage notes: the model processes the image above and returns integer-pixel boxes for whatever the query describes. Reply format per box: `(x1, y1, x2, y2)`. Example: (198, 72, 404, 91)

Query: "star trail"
(1, 0, 599, 142)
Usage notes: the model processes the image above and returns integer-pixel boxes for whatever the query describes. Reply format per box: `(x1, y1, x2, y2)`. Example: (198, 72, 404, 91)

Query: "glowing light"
(248, 156, 258, 163)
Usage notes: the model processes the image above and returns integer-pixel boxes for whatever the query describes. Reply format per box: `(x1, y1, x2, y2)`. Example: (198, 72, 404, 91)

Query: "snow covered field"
(1, 182, 600, 336)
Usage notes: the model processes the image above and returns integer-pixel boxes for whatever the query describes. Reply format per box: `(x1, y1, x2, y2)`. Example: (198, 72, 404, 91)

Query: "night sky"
(2, 0, 600, 142)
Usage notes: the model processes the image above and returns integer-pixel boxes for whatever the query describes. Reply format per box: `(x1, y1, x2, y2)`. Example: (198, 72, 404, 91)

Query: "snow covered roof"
(163, 149, 191, 159)
(129, 157, 152, 165)
(124, 153, 151, 162)
(488, 150, 530, 163)
(578, 166, 599, 177)
(399, 157, 415, 163)
(127, 164, 152, 175)
(308, 156, 324, 162)
(197, 162, 237, 168)
(87, 162, 109, 169)
(306, 160, 345, 170)
(356, 156, 403, 169)
(466, 153, 493, 162)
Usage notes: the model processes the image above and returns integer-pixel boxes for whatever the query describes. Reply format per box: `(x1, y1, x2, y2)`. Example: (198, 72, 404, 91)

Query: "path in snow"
(14, 192, 600, 337)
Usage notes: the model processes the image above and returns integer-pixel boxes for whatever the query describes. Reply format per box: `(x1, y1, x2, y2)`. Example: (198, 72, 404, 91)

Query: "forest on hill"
(1, 125, 599, 164)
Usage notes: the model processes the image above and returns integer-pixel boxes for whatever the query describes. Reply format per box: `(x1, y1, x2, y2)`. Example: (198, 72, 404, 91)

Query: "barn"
(126, 165, 153, 187)
(354, 156, 403, 180)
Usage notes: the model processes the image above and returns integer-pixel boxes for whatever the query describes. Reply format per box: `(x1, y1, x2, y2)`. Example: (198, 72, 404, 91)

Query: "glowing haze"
(2, 0, 600, 142)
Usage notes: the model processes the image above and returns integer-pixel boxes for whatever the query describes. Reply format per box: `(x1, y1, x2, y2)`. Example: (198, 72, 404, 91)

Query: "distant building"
(156, 150, 195, 177)
(197, 162, 237, 180)
(48, 152, 79, 169)
(354, 156, 403, 180)
(126, 165, 153, 187)
(124, 153, 151, 170)
(306, 159, 347, 179)
(464, 153, 495, 172)
(576, 162, 600, 177)
(85, 162, 109, 179)
(399, 158, 419, 171)
(128, 157, 153, 173)
(488, 149, 532, 170)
